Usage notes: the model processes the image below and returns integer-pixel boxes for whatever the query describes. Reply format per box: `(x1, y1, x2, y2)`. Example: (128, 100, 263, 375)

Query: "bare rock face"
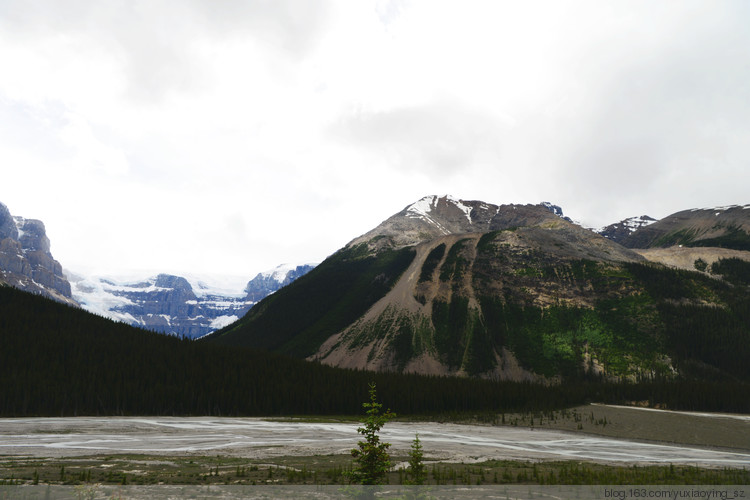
(0, 204, 19, 241)
(0, 202, 75, 305)
(347, 195, 565, 251)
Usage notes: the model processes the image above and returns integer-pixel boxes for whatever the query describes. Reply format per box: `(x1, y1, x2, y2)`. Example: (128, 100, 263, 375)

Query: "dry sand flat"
(511, 404, 750, 451)
(1, 405, 749, 467)
(634, 246, 750, 271)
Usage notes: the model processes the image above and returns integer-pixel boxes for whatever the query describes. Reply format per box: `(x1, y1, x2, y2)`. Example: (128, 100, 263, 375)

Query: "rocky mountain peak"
(14, 217, 52, 253)
(597, 215, 658, 244)
(0, 201, 75, 305)
(0, 203, 19, 241)
(153, 274, 195, 294)
(347, 195, 565, 251)
(540, 201, 574, 223)
(244, 263, 317, 301)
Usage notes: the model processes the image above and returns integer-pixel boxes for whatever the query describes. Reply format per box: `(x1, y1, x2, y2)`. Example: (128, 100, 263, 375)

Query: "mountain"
(69, 264, 316, 339)
(3, 277, 749, 416)
(0, 201, 76, 306)
(207, 195, 749, 381)
(0, 200, 315, 338)
(244, 263, 317, 302)
(208, 195, 750, 382)
(0, 281, 601, 416)
(346, 195, 578, 251)
(597, 215, 658, 244)
(620, 205, 750, 251)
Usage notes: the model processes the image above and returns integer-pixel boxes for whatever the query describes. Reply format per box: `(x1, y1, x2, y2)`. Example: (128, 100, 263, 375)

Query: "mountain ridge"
(346, 195, 580, 252)
(620, 205, 750, 250)
(209, 194, 750, 382)
(69, 263, 316, 338)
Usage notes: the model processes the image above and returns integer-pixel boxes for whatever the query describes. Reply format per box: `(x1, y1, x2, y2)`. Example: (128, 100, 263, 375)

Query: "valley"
(3, 195, 750, 494)
(1, 404, 749, 487)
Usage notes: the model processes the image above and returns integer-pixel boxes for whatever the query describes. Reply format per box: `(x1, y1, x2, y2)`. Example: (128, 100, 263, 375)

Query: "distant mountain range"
(4, 196, 750, 358)
(67, 263, 315, 339)
(0, 201, 314, 339)
(208, 195, 750, 383)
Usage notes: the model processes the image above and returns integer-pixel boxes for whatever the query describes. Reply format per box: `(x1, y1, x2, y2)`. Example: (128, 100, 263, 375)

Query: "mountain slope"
(208, 245, 416, 356)
(208, 195, 750, 382)
(7, 282, 641, 416)
(621, 205, 750, 250)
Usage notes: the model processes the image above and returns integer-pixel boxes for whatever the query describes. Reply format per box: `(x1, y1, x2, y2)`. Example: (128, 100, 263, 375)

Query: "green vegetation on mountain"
(692, 224, 750, 251)
(208, 244, 416, 357)
(653, 225, 750, 251)
(710, 256, 750, 285)
(3, 196, 750, 420)
(626, 261, 750, 380)
(439, 239, 471, 283)
(3, 282, 749, 416)
(203, 202, 750, 384)
(418, 243, 445, 283)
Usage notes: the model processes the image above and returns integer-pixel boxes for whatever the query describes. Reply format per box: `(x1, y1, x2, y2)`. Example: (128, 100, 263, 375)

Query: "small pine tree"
(350, 382, 395, 485)
(406, 433, 426, 485)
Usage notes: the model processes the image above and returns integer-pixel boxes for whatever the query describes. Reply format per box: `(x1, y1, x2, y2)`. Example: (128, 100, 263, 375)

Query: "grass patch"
(2, 452, 747, 486)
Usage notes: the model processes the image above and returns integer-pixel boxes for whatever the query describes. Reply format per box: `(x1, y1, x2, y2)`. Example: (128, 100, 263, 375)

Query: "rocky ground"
(635, 246, 750, 271)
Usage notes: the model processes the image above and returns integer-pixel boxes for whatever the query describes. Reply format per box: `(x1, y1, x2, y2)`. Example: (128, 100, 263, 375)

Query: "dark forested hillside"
(2, 283, 749, 416)
(206, 244, 417, 357)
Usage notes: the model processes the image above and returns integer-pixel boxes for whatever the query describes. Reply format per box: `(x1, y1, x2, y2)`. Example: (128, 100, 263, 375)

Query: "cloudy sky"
(1, 0, 749, 279)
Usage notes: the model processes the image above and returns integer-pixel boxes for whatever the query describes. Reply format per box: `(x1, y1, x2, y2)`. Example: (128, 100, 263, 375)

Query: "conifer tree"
(406, 433, 426, 485)
(350, 382, 395, 485)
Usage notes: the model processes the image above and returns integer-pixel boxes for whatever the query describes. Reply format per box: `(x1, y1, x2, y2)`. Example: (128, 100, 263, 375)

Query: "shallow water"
(1, 417, 749, 467)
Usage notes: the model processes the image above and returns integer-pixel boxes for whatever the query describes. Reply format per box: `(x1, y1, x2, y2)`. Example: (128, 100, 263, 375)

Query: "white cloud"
(1, 0, 749, 277)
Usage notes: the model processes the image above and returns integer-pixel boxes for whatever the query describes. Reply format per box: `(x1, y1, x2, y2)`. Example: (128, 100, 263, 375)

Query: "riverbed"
(1, 414, 748, 467)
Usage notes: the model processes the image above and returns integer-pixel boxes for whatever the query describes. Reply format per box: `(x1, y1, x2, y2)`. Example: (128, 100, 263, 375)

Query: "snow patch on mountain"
(598, 215, 658, 235)
(259, 263, 314, 283)
(67, 263, 316, 338)
(691, 204, 750, 212)
(182, 273, 250, 299)
(405, 195, 451, 235)
(12, 217, 26, 243)
(210, 315, 240, 329)
(447, 195, 473, 223)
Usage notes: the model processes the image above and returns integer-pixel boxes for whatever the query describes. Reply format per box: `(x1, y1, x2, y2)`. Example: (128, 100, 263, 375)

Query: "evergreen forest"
(1, 283, 749, 417)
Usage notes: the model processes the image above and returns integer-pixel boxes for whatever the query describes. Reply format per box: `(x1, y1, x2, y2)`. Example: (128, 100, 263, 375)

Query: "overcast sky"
(1, 0, 749, 279)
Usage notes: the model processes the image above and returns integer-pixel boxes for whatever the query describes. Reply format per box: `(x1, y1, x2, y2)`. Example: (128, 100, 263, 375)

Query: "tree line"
(1, 283, 749, 417)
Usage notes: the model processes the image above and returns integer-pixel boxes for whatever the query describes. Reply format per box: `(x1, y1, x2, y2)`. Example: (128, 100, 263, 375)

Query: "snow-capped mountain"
(244, 263, 316, 302)
(0, 201, 76, 305)
(347, 195, 575, 252)
(597, 215, 659, 244)
(68, 263, 316, 339)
